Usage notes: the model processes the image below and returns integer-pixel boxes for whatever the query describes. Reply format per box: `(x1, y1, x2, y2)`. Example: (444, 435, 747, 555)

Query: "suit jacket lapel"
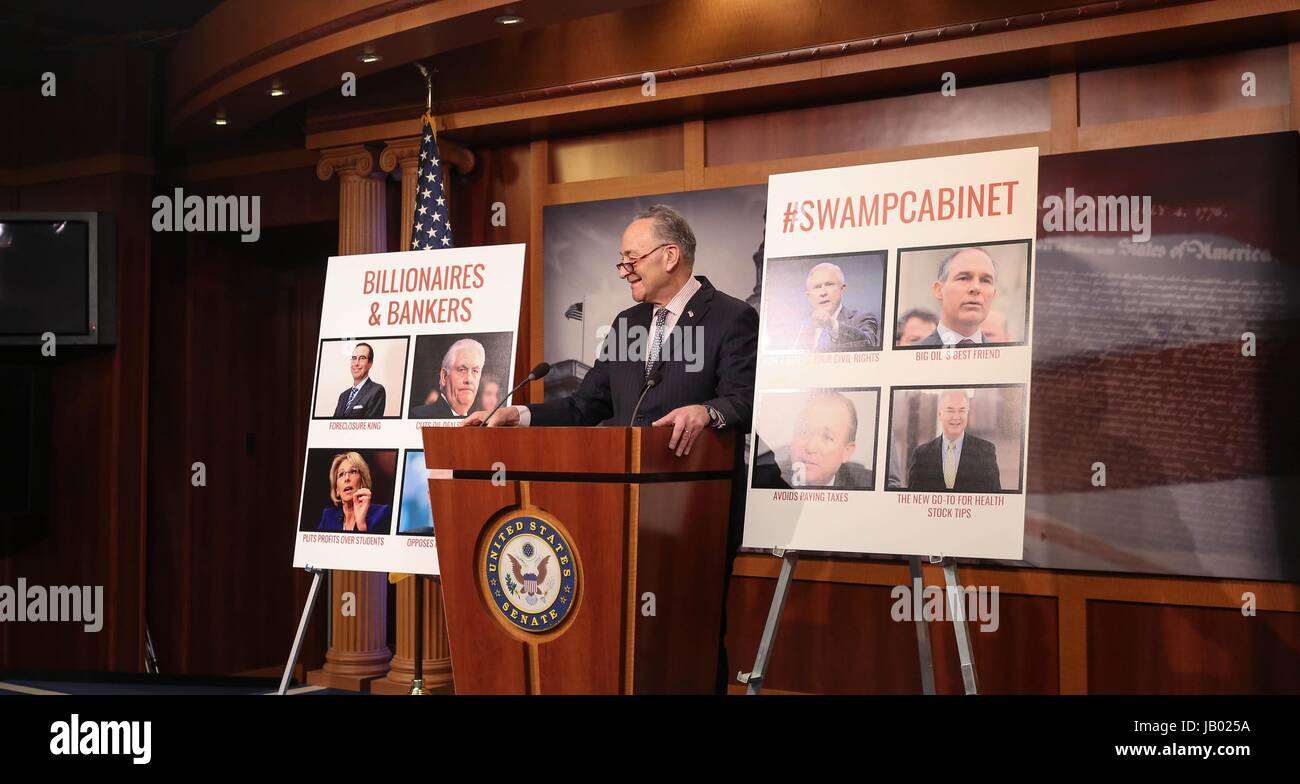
(661, 276, 714, 367)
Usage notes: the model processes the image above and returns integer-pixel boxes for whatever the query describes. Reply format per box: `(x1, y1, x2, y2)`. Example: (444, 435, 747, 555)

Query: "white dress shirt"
(936, 322, 983, 346)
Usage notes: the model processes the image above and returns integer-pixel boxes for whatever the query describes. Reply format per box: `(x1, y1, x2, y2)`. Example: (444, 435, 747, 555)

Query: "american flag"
(564, 302, 584, 321)
(411, 112, 453, 250)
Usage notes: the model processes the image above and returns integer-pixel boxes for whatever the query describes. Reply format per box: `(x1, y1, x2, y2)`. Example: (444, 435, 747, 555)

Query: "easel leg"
(410, 574, 426, 695)
(738, 549, 798, 696)
(941, 558, 980, 695)
(908, 557, 936, 695)
(278, 566, 325, 696)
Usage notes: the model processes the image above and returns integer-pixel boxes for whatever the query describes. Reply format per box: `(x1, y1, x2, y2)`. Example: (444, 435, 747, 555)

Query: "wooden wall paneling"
(1077, 105, 1290, 150)
(549, 125, 685, 184)
(546, 170, 688, 205)
(701, 132, 1053, 190)
(705, 79, 1051, 167)
(1291, 42, 1300, 129)
(145, 222, 335, 676)
(1078, 45, 1289, 127)
(146, 229, 195, 672)
(683, 120, 705, 189)
(1087, 602, 1300, 694)
(725, 575, 925, 694)
(528, 140, 547, 405)
(1048, 71, 1079, 154)
(924, 588, 1060, 694)
(1, 172, 153, 673)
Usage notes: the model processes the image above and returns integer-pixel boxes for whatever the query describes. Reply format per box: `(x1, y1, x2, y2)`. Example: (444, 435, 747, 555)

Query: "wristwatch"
(705, 405, 725, 430)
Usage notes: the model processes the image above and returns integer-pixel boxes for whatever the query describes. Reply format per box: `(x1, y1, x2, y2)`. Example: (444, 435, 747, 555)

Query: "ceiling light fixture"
(494, 14, 524, 25)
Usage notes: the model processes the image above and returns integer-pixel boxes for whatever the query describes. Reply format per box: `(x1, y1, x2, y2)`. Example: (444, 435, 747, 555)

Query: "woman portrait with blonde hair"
(317, 451, 392, 534)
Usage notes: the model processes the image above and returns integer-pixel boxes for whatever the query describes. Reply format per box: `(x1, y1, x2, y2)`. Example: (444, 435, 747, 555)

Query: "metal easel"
(738, 549, 980, 695)
(278, 565, 325, 695)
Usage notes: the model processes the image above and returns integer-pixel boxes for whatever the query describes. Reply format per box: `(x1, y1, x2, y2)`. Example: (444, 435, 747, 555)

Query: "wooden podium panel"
(421, 426, 734, 694)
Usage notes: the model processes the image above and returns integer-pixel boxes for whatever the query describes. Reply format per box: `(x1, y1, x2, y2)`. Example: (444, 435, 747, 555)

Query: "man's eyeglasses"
(615, 243, 670, 274)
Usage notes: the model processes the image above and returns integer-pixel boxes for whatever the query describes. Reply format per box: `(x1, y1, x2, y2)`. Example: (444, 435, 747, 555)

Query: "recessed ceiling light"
(267, 86, 288, 97)
(357, 48, 382, 64)
(495, 14, 524, 25)
(213, 116, 228, 126)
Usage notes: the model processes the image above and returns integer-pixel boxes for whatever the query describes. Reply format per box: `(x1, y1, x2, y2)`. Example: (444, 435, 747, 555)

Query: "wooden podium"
(419, 425, 736, 694)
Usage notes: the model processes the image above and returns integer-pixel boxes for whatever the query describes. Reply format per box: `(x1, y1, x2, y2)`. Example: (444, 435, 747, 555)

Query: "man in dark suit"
(411, 338, 485, 419)
(913, 247, 1000, 348)
(751, 390, 872, 490)
(462, 204, 756, 693)
(905, 389, 1002, 492)
(463, 205, 756, 449)
(793, 262, 878, 352)
(332, 342, 386, 418)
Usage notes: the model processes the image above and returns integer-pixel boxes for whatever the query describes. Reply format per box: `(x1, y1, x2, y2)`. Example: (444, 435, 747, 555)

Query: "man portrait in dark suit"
(332, 342, 387, 418)
(462, 204, 757, 455)
(912, 247, 1000, 348)
(411, 338, 484, 419)
(905, 389, 1002, 492)
(752, 390, 873, 490)
(793, 262, 879, 352)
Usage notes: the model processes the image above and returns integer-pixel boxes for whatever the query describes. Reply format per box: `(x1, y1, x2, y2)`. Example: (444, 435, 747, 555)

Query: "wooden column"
(371, 132, 470, 694)
(306, 144, 392, 692)
(373, 576, 455, 694)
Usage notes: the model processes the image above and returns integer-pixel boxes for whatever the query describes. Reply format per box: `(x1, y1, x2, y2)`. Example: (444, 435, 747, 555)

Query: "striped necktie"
(646, 307, 668, 379)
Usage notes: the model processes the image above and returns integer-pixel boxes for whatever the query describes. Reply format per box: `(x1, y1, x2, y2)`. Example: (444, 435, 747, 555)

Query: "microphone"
(476, 362, 550, 426)
(628, 366, 663, 427)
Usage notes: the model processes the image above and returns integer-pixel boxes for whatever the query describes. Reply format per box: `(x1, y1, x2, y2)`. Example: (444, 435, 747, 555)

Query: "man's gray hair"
(936, 247, 998, 283)
(635, 204, 696, 266)
(441, 338, 485, 377)
(806, 262, 846, 286)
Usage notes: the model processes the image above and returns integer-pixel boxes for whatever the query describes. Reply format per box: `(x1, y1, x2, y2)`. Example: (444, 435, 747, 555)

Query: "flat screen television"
(0, 211, 116, 345)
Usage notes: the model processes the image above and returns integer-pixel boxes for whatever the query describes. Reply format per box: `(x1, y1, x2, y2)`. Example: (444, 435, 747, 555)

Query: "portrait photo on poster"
(396, 449, 435, 536)
(311, 336, 410, 419)
(751, 387, 881, 491)
(297, 447, 399, 533)
(407, 331, 514, 419)
(884, 384, 1026, 494)
(760, 250, 887, 354)
(892, 239, 1031, 349)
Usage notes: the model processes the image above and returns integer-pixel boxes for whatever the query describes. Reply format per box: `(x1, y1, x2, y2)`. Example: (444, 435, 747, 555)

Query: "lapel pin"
(687, 310, 694, 318)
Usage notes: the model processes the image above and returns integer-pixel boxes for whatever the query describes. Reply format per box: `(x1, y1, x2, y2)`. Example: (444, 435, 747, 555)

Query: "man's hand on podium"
(653, 404, 710, 457)
(461, 406, 521, 427)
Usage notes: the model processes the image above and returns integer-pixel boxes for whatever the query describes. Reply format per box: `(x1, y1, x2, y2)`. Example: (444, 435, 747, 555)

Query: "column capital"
(379, 137, 421, 174)
(379, 134, 476, 176)
(316, 144, 380, 181)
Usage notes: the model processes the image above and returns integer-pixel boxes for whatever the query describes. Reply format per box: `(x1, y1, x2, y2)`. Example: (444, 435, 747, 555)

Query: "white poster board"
(292, 244, 525, 574)
(742, 148, 1038, 559)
